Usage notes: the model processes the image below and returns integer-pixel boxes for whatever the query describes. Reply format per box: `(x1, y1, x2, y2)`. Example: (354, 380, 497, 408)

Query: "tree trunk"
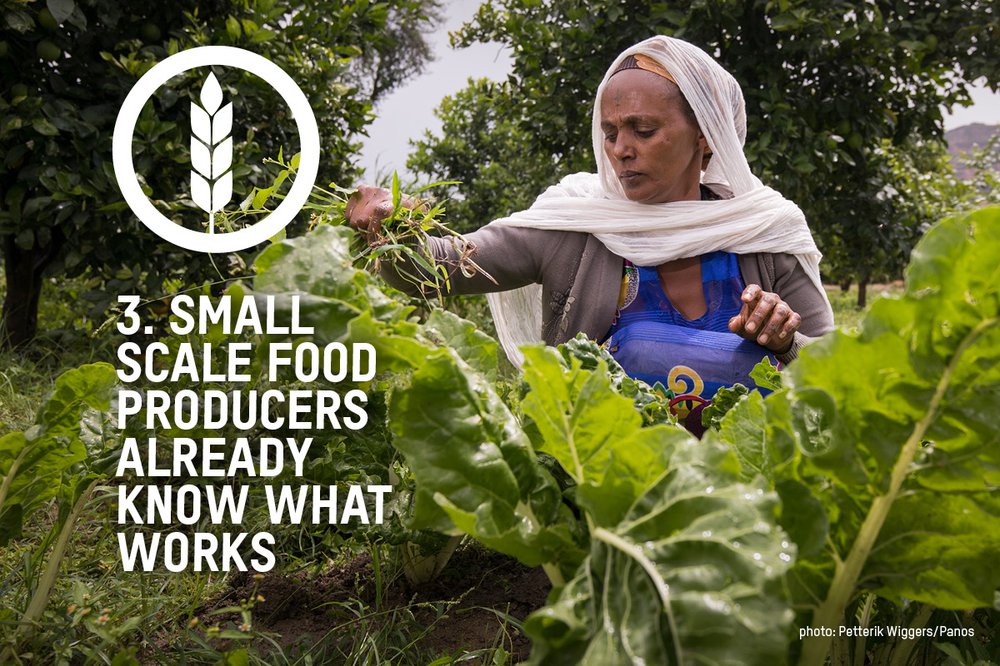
(839, 278, 852, 293)
(1, 234, 57, 348)
(857, 277, 868, 310)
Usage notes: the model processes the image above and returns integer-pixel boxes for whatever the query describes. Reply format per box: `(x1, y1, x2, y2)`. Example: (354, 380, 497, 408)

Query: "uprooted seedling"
(338, 173, 498, 299)
(247, 153, 495, 301)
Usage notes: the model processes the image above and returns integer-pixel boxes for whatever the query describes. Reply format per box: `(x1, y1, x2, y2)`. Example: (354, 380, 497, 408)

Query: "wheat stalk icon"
(190, 72, 233, 234)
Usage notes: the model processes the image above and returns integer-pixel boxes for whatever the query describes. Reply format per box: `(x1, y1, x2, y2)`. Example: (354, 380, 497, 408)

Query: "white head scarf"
(484, 35, 828, 365)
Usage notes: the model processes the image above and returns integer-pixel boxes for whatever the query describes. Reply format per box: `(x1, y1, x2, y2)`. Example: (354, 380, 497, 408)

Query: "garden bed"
(201, 544, 550, 662)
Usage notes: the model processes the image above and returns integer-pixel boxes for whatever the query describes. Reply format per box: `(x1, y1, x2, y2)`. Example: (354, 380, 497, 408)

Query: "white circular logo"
(112, 46, 320, 253)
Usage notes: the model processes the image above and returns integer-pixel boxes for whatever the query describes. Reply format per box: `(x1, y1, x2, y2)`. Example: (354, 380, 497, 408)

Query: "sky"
(358, 0, 999, 181)
(942, 83, 1000, 131)
(357, 0, 511, 181)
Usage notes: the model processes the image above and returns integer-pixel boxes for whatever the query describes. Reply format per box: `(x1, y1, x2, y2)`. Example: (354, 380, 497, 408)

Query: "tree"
(409, 0, 998, 305)
(823, 136, 975, 306)
(0, 0, 439, 347)
(408, 78, 564, 232)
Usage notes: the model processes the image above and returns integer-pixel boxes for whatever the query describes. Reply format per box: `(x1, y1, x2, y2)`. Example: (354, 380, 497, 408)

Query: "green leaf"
(3, 9, 33, 33)
(46, 0, 75, 24)
(222, 648, 251, 664)
(267, 226, 286, 244)
(557, 334, 675, 426)
(31, 118, 59, 136)
(254, 225, 363, 301)
(226, 16, 242, 40)
(251, 28, 275, 43)
(869, 491, 1000, 608)
(774, 479, 828, 558)
(390, 350, 585, 579)
(520, 346, 692, 527)
(755, 207, 1000, 662)
(423, 309, 498, 382)
(769, 12, 800, 30)
(714, 390, 772, 480)
(750, 357, 783, 391)
(526, 436, 794, 665)
(391, 171, 401, 209)
(347, 310, 430, 372)
(933, 642, 965, 662)
(251, 186, 274, 209)
(701, 382, 750, 431)
(0, 363, 116, 544)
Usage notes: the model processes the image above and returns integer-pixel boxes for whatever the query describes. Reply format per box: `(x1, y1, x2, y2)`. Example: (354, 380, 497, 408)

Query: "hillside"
(945, 123, 999, 180)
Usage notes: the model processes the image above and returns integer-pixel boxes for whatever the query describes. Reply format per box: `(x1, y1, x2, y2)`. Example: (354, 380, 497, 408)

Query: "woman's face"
(600, 69, 708, 204)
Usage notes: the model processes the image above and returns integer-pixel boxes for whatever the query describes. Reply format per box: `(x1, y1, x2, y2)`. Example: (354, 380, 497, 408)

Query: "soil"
(201, 543, 552, 663)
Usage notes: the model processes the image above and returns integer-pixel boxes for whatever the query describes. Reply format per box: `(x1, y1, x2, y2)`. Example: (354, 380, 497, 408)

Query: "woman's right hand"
(345, 184, 425, 244)
(344, 185, 394, 243)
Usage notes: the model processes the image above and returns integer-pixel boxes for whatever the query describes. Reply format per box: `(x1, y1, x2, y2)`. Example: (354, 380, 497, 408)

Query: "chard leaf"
(558, 334, 674, 425)
(424, 309, 498, 382)
(705, 207, 1000, 663)
(0, 363, 116, 544)
(526, 436, 794, 665)
(796, 210, 1000, 612)
(870, 491, 1000, 608)
(390, 350, 586, 580)
(701, 382, 750, 432)
(520, 345, 692, 527)
(750, 357, 783, 391)
(254, 224, 364, 301)
(715, 390, 771, 481)
(517, 346, 792, 663)
(253, 225, 431, 373)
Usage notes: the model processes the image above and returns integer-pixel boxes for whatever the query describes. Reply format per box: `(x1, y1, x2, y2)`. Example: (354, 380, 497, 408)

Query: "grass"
(0, 272, 116, 433)
(0, 474, 240, 663)
(826, 282, 904, 331)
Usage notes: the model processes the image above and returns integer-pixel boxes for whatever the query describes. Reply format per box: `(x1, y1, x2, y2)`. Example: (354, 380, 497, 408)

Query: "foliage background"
(0, 0, 441, 347)
(409, 0, 998, 305)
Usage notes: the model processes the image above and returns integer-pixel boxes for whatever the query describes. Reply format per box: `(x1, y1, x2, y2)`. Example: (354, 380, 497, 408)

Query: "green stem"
(0, 447, 28, 516)
(400, 535, 463, 585)
(592, 526, 683, 665)
(831, 633, 850, 666)
(888, 604, 935, 666)
(1, 480, 97, 662)
(853, 593, 876, 666)
(517, 500, 565, 588)
(541, 563, 565, 589)
(799, 317, 998, 666)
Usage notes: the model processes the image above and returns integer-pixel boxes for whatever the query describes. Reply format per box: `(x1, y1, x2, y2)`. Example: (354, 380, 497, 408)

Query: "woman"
(348, 36, 833, 429)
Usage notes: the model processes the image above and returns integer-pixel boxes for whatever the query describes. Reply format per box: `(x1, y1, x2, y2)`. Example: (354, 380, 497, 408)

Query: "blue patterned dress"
(604, 251, 779, 433)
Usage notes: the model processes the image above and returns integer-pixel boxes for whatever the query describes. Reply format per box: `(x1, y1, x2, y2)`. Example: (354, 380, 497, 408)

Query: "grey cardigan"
(383, 225, 834, 364)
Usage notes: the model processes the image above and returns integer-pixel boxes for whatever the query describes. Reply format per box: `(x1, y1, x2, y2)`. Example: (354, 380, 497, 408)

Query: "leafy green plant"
(237, 147, 495, 301)
(250, 226, 792, 662)
(712, 205, 1000, 664)
(389, 345, 793, 663)
(0, 362, 117, 660)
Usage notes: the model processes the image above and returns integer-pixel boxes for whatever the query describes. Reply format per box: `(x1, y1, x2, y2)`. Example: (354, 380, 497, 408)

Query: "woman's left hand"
(728, 284, 800, 354)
